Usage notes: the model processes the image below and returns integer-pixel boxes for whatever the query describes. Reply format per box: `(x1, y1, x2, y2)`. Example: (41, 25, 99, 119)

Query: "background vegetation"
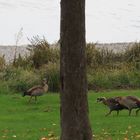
(0, 37, 140, 94)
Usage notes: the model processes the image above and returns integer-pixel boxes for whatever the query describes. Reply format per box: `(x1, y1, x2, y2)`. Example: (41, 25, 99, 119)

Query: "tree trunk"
(60, 0, 92, 140)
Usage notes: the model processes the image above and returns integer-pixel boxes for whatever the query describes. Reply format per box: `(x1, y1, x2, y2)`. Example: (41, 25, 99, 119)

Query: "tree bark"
(60, 0, 92, 140)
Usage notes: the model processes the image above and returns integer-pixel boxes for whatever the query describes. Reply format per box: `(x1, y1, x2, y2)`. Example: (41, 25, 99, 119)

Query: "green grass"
(0, 93, 60, 140)
(89, 90, 140, 140)
(0, 90, 140, 140)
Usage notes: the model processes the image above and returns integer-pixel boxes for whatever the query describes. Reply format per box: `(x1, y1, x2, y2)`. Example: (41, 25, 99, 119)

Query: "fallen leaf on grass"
(43, 106, 52, 112)
(40, 128, 47, 131)
(2, 129, 9, 133)
(128, 126, 132, 129)
(52, 123, 56, 126)
(136, 135, 140, 138)
(48, 138, 59, 140)
(48, 133, 54, 137)
(40, 137, 49, 140)
(12, 135, 17, 138)
(124, 137, 128, 140)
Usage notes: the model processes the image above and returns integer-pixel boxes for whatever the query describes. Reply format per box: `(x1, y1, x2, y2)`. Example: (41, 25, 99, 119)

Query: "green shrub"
(0, 55, 5, 71)
(0, 81, 11, 95)
(128, 71, 140, 88)
(87, 68, 140, 90)
(12, 54, 32, 69)
(124, 42, 140, 62)
(28, 36, 60, 68)
(1, 67, 41, 92)
(87, 70, 114, 90)
(1, 40, 140, 93)
(39, 63, 60, 92)
(86, 43, 100, 68)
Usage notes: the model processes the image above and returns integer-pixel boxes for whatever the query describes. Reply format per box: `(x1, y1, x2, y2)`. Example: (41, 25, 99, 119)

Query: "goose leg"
(29, 96, 33, 103)
(129, 109, 132, 116)
(105, 110, 112, 116)
(117, 111, 119, 116)
(136, 108, 140, 116)
(35, 96, 37, 102)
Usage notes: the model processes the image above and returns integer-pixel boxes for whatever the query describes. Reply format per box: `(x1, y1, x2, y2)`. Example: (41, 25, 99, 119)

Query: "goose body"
(115, 96, 140, 116)
(97, 97, 128, 116)
(23, 79, 48, 102)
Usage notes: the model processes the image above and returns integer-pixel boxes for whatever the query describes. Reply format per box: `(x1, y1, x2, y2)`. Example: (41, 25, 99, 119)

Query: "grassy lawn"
(0, 90, 140, 140)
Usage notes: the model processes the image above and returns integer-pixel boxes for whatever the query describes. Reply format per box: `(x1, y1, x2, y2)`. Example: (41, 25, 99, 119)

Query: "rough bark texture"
(60, 0, 92, 140)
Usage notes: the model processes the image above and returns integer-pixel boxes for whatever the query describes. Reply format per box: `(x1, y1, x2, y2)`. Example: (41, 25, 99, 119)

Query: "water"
(0, 0, 140, 45)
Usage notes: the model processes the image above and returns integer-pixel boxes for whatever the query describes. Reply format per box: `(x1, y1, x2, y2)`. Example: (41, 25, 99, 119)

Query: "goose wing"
(27, 85, 42, 93)
(119, 97, 137, 109)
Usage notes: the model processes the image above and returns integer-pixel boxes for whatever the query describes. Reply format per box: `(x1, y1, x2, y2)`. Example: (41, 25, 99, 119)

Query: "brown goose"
(115, 96, 140, 116)
(23, 79, 48, 102)
(97, 97, 128, 116)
